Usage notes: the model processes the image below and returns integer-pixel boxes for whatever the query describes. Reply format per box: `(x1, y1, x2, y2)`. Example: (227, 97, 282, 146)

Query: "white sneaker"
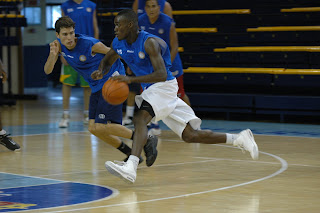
(147, 123, 161, 136)
(105, 160, 136, 183)
(83, 115, 89, 125)
(59, 114, 70, 128)
(233, 129, 259, 160)
(148, 128, 161, 136)
(122, 117, 133, 126)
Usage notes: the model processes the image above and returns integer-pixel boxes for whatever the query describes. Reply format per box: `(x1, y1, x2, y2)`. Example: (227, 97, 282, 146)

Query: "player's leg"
(87, 89, 143, 163)
(123, 68, 139, 127)
(59, 65, 76, 128)
(80, 75, 91, 124)
(0, 111, 20, 151)
(132, 101, 157, 166)
(176, 74, 191, 106)
(181, 124, 259, 160)
(105, 100, 158, 183)
(163, 99, 259, 160)
(123, 90, 137, 126)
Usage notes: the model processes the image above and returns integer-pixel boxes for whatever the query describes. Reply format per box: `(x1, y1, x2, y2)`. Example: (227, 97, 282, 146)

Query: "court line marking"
(41, 146, 288, 213)
(33, 137, 318, 178)
(10, 129, 320, 139)
(0, 171, 67, 183)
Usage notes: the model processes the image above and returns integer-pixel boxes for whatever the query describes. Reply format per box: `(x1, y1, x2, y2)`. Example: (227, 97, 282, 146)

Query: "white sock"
(126, 106, 135, 118)
(83, 110, 89, 116)
(226, 133, 238, 145)
(128, 155, 139, 171)
(0, 129, 6, 135)
(63, 110, 69, 115)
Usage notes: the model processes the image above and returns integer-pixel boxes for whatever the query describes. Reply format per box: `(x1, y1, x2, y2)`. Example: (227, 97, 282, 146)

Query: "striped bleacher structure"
(0, 0, 27, 106)
(97, 0, 320, 121)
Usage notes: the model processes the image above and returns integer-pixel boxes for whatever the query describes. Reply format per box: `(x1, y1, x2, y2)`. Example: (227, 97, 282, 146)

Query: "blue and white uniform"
(58, 34, 125, 124)
(61, 0, 96, 37)
(112, 31, 174, 90)
(139, 12, 183, 78)
(112, 31, 201, 136)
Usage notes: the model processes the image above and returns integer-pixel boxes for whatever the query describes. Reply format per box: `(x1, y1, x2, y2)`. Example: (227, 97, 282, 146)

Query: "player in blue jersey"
(122, 0, 173, 127)
(59, 0, 100, 128)
(92, 9, 259, 183)
(139, 0, 191, 136)
(140, 0, 190, 105)
(44, 16, 158, 165)
(133, 0, 172, 18)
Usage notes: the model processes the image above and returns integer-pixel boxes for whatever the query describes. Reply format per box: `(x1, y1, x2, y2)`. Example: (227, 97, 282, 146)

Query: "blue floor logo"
(0, 182, 115, 212)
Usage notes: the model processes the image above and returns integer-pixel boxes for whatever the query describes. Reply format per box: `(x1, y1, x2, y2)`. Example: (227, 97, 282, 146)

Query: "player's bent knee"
(88, 123, 107, 135)
(88, 123, 96, 134)
(182, 130, 198, 143)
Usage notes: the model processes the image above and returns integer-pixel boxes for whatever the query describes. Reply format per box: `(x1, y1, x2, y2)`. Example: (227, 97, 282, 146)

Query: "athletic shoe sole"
(144, 136, 158, 167)
(105, 161, 135, 183)
(244, 129, 259, 160)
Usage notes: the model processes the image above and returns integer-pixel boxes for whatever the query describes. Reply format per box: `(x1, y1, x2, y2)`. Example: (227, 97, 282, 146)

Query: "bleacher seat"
(96, 0, 320, 121)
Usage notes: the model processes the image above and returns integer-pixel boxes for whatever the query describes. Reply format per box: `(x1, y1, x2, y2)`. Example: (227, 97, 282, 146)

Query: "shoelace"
(0, 134, 17, 146)
(144, 136, 153, 151)
(113, 160, 126, 166)
(0, 133, 11, 139)
(237, 144, 246, 154)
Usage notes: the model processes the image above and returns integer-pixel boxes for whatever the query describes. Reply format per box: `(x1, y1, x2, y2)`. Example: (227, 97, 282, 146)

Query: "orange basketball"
(102, 79, 129, 105)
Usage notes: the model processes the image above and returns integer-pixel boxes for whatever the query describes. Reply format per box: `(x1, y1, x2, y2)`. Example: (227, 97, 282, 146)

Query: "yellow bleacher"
(172, 9, 250, 15)
(247, 26, 320, 32)
(176, 28, 217, 33)
(214, 46, 320, 52)
(281, 7, 320, 12)
(183, 67, 320, 75)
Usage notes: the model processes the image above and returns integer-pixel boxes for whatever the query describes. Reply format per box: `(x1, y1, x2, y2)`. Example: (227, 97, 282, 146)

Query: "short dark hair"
(116, 9, 138, 27)
(55, 16, 75, 33)
(145, 0, 160, 4)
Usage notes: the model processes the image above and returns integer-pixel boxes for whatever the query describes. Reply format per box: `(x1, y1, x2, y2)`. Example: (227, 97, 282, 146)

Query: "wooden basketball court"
(0, 87, 319, 212)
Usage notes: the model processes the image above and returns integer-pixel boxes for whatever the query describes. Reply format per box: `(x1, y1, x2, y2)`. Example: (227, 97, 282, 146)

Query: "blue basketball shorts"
(89, 89, 123, 124)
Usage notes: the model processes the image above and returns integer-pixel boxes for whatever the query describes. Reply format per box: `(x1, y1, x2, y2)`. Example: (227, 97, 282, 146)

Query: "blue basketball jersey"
(112, 30, 174, 90)
(139, 13, 184, 77)
(61, 0, 96, 37)
(137, 0, 165, 17)
(58, 34, 125, 92)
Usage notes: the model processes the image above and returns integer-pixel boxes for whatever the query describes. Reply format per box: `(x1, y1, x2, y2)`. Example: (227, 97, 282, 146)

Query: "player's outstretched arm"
(91, 46, 118, 80)
(169, 22, 179, 63)
(44, 40, 60, 75)
(91, 42, 111, 55)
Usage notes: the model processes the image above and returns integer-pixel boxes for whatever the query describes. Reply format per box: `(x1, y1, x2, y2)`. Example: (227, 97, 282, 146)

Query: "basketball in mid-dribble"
(102, 79, 129, 105)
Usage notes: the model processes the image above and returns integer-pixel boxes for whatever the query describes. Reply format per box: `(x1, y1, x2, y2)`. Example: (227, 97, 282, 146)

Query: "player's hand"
(49, 40, 59, 56)
(110, 75, 132, 84)
(126, 67, 133, 75)
(91, 70, 103, 80)
(0, 70, 7, 82)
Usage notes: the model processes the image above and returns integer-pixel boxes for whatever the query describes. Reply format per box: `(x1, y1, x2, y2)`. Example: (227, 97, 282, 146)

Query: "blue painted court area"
(0, 173, 115, 212)
(0, 173, 63, 189)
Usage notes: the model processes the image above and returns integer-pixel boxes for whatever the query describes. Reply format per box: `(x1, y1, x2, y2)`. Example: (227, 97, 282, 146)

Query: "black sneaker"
(123, 155, 144, 164)
(144, 135, 158, 167)
(0, 134, 20, 151)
